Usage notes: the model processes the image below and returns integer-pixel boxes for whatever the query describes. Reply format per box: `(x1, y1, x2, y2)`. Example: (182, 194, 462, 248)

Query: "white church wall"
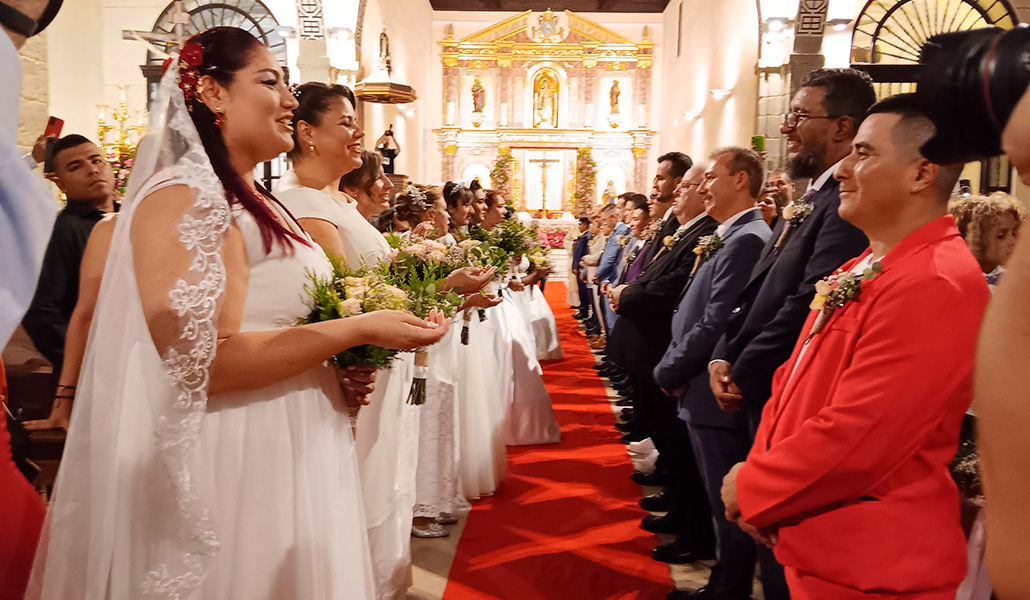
(46, 0, 298, 149)
(658, 0, 761, 170)
(358, 0, 433, 184)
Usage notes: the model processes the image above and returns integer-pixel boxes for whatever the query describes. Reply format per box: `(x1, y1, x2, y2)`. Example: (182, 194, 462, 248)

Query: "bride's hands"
(444, 266, 497, 295)
(356, 310, 450, 350)
(23, 398, 72, 431)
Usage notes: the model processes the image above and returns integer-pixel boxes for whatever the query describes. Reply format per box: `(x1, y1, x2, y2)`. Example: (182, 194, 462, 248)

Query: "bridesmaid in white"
(276, 87, 494, 598)
(480, 191, 561, 446)
(274, 84, 416, 600)
(29, 28, 448, 600)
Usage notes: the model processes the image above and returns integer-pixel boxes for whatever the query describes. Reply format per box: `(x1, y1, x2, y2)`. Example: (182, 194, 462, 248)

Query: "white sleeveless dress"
(276, 173, 418, 600)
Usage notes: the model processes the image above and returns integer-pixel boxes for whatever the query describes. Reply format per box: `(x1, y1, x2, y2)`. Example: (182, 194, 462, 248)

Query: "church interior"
(17, 0, 1030, 212)
(8, 1, 1030, 599)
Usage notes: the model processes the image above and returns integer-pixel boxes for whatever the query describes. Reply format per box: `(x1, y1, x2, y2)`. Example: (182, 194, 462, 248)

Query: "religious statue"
(609, 81, 620, 115)
(379, 29, 390, 63)
(533, 71, 559, 129)
(471, 76, 486, 114)
(601, 180, 617, 204)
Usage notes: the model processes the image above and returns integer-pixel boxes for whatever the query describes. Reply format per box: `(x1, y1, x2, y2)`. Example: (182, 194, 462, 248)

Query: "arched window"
(141, 0, 289, 190)
(850, 0, 1019, 192)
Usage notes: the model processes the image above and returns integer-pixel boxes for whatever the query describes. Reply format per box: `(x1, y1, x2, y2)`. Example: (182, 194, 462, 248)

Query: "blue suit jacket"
(571, 231, 591, 270)
(596, 222, 630, 284)
(653, 209, 772, 428)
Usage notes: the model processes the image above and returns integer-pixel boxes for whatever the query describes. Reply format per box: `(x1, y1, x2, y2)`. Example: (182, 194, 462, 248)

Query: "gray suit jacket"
(652, 209, 772, 429)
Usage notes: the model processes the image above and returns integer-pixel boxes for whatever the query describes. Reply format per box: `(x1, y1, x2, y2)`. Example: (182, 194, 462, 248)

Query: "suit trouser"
(744, 400, 791, 600)
(601, 292, 617, 331)
(686, 422, 758, 600)
(576, 277, 591, 313)
(637, 375, 715, 551)
(590, 283, 609, 336)
(579, 283, 601, 332)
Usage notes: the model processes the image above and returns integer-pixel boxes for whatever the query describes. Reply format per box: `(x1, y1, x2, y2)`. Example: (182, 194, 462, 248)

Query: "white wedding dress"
(492, 283, 561, 446)
(456, 308, 508, 498)
(277, 174, 418, 600)
(28, 64, 375, 600)
(30, 177, 374, 600)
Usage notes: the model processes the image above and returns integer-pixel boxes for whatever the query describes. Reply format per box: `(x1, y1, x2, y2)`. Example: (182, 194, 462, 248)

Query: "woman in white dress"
(28, 28, 449, 600)
(480, 191, 561, 446)
(275, 87, 493, 599)
(274, 84, 416, 600)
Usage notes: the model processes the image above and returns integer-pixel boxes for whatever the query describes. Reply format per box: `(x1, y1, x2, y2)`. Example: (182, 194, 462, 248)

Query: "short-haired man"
(594, 200, 631, 333)
(654, 148, 771, 599)
(757, 170, 794, 227)
(22, 134, 116, 378)
(708, 68, 874, 599)
(722, 95, 985, 600)
(608, 162, 718, 560)
(640, 152, 692, 268)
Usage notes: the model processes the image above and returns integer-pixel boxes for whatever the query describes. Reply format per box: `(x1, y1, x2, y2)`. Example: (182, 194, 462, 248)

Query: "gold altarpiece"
(435, 10, 656, 216)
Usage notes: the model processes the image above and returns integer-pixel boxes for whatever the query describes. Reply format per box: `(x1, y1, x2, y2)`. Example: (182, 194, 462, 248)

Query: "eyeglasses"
(782, 111, 838, 129)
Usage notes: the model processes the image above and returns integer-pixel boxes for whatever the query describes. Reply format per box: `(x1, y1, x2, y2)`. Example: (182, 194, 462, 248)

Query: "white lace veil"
(28, 53, 229, 599)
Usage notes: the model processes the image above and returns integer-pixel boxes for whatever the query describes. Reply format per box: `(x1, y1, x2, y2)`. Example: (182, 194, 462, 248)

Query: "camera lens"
(917, 27, 1030, 164)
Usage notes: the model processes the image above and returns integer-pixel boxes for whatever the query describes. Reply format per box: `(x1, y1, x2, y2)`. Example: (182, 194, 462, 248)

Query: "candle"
(446, 101, 456, 126)
(500, 102, 508, 126)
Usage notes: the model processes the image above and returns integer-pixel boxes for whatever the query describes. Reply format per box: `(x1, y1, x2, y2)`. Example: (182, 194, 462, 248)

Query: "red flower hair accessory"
(173, 42, 205, 105)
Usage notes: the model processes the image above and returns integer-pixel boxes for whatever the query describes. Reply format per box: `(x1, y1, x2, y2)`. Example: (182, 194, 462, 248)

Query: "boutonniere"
(626, 244, 642, 265)
(775, 196, 816, 248)
(690, 233, 723, 275)
(617, 234, 629, 248)
(662, 235, 675, 250)
(642, 221, 660, 242)
(805, 260, 883, 342)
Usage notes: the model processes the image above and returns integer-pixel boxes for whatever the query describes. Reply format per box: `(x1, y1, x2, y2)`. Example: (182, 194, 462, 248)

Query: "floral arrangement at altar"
(538, 227, 568, 249)
(572, 148, 596, 215)
(106, 148, 135, 196)
(490, 151, 516, 206)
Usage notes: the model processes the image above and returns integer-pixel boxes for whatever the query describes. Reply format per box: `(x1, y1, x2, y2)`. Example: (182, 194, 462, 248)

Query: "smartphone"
(44, 116, 64, 139)
(750, 135, 766, 153)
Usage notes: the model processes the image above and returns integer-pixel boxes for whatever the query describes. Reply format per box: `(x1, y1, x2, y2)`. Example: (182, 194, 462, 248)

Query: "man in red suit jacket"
(720, 94, 990, 599)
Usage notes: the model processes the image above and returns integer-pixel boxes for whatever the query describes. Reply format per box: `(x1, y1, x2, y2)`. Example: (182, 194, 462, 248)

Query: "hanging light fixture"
(354, 28, 418, 104)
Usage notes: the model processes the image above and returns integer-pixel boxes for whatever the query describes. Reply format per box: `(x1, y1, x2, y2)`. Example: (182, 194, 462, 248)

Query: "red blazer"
(737, 217, 989, 596)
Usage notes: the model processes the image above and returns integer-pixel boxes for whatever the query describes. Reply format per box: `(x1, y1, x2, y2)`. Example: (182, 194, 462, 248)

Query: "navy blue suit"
(571, 231, 592, 316)
(654, 208, 771, 600)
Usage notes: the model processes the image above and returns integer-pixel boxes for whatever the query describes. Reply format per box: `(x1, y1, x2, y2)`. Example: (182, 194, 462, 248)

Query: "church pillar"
(295, 1, 332, 84)
(634, 68, 651, 129)
(787, 0, 828, 97)
(632, 146, 648, 192)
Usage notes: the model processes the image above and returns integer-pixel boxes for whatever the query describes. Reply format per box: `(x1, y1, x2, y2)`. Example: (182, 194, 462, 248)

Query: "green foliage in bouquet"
(301, 258, 407, 369)
(379, 236, 464, 318)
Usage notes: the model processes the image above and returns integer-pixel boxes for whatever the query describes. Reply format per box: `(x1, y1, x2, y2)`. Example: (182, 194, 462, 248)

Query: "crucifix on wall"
(529, 156, 560, 212)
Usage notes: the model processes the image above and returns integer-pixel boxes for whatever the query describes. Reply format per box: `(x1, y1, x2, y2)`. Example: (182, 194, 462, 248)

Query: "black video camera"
(917, 26, 1030, 164)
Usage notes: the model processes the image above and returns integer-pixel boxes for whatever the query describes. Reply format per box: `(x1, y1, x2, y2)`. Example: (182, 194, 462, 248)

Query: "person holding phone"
(375, 124, 401, 174)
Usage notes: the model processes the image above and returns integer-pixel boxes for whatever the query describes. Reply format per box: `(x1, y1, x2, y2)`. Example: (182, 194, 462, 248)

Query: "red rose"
(180, 42, 204, 67)
(161, 56, 174, 75)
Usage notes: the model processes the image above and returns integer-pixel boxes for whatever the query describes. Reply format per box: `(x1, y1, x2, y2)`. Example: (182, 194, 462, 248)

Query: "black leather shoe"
(615, 420, 635, 432)
(593, 361, 610, 371)
(652, 542, 714, 564)
(631, 470, 667, 486)
(639, 493, 673, 512)
(615, 384, 634, 396)
(640, 513, 681, 534)
(597, 367, 618, 377)
(666, 587, 717, 600)
(615, 398, 633, 407)
(620, 431, 648, 444)
(608, 373, 628, 385)
(620, 407, 634, 417)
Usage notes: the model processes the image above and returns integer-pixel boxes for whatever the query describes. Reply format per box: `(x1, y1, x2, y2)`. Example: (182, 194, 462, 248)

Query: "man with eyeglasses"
(704, 68, 873, 600)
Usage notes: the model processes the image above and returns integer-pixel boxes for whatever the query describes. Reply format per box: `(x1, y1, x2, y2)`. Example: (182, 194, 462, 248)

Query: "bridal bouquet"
(301, 260, 409, 369)
(382, 235, 466, 404)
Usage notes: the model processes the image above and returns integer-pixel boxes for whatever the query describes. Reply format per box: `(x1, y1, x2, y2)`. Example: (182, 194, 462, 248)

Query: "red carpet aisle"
(442, 282, 673, 600)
